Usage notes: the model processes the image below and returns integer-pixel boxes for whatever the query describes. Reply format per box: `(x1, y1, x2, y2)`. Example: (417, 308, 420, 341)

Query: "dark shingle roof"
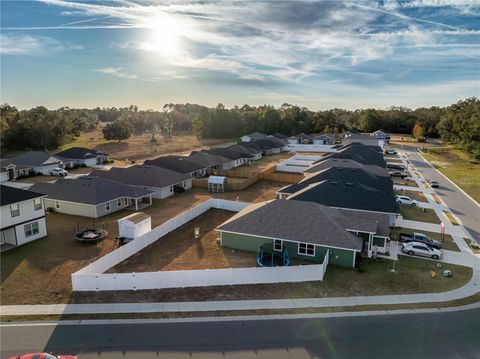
(271, 133, 288, 139)
(240, 138, 285, 150)
(290, 180, 399, 214)
(55, 147, 105, 160)
(305, 158, 389, 176)
(206, 147, 246, 160)
(0, 185, 45, 206)
(229, 144, 262, 156)
(218, 200, 375, 251)
(1, 151, 61, 167)
(280, 166, 393, 195)
(30, 176, 153, 205)
(91, 165, 190, 188)
(243, 132, 268, 140)
(144, 156, 207, 174)
(188, 152, 233, 167)
(317, 143, 386, 167)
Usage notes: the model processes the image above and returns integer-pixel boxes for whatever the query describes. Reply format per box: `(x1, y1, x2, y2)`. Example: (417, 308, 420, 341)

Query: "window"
(34, 198, 42, 211)
(183, 181, 186, 188)
(117, 198, 122, 207)
(170, 186, 173, 192)
(298, 242, 315, 256)
(105, 202, 110, 211)
(10, 203, 20, 217)
(24, 221, 39, 237)
(273, 239, 283, 252)
(124, 198, 128, 206)
(55, 200, 60, 209)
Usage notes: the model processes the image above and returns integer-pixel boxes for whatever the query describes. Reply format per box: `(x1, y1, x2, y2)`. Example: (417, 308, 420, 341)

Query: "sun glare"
(145, 15, 181, 55)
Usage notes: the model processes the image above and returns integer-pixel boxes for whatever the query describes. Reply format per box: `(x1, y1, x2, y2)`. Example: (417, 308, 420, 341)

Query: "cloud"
(0, 33, 74, 55)
(93, 67, 138, 79)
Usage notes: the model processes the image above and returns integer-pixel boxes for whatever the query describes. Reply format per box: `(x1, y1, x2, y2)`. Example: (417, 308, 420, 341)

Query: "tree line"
(1, 98, 478, 158)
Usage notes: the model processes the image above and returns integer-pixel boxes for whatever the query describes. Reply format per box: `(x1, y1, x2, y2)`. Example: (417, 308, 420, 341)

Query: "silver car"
(401, 242, 442, 260)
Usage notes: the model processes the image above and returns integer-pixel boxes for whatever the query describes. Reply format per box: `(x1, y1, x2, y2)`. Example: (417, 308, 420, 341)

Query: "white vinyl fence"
(72, 198, 329, 291)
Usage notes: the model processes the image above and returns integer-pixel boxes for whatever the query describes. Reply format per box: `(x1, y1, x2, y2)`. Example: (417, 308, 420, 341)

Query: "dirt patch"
(109, 209, 255, 273)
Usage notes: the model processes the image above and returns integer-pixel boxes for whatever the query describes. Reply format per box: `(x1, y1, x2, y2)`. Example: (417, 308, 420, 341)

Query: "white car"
(401, 242, 442, 260)
(385, 149, 397, 155)
(396, 195, 417, 206)
(49, 168, 68, 177)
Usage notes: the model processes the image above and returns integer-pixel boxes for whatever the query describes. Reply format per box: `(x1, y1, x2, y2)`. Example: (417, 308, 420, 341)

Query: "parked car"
(387, 163, 405, 170)
(401, 242, 442, 260)
(396, 195, 417, 206)
(385, 149, 397, 155)
(429, 180, 440, 188)
(7, 353, 77, 359)
(49, 168, 68, 177)
(398, 232, 442, 249)
(390, 171, 407, 179)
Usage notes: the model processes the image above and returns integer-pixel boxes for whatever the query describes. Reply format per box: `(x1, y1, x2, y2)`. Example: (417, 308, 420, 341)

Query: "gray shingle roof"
(218, 200, 372, 251)
(317, 143, 386, 167)
(55, 147, 105, 160)
(305, 158, 389, 176)
(188, 152, 233, 167)
(244, 132, 268, 140)
(91, 165, 190, 188)
(0, 185, 45, 206)
(143, 156, 207, 174)
(1, 151, 62, 167)
(30, 176, 153, 205)
(290, 180, 399, 214)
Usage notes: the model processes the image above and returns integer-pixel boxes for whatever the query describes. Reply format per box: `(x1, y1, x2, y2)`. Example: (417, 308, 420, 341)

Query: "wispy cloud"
(0, 33, 76, 56)
(93, 67, 137, 79)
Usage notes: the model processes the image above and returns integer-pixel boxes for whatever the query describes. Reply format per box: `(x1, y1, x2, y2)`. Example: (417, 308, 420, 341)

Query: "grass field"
(389, 228, 460, 252)
(421, 147, 480, 203)
(400, 205, 441, 224)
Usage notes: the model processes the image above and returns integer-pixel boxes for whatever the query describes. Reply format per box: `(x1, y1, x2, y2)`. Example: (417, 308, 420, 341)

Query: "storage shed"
(117, 212, 151, 240)
(208, 176, 227, 193)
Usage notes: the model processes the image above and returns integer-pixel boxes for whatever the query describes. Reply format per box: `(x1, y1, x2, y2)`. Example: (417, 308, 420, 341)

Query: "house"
(55, 147, 108, 168)
(316, 143, 386, 167)
(1, 185, 48, 250)
(118, 212, 152, 240)
(313, 134, 335, 145)
(373, 130, 391, 141)
(288, 180, 399, 225)
(143, 156, 207, 177)
(277, 166, 394, 198)
(1, 151, 63, 179)
(270, 133, 289, 140)
(229, 144, 262, 162)
(217, 199, 390, 268)
(304, 158, 389, 177)
(30, 176, 154, 218)
(188, 151, 236, 170)
(342, 134, 382, 147)
(206, 146, 250, 167)
(342, 129, 359, 138)
(241, 138, 285, 155)
(291, 133, 314, 144)
(91, 165, 192, 199)
(240, 132, 269, 142)
(208, 176, 227, 192)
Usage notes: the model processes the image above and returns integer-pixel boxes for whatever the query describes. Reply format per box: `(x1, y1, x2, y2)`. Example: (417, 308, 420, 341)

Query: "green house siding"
(220, 231, 356, 268)
(373, 236, 386, 247)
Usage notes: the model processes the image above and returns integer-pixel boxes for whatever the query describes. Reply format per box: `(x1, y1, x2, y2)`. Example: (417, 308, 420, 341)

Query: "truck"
(398, 232, 442, 249)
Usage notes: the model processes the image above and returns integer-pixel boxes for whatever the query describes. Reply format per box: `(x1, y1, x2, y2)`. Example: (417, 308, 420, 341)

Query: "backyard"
(399, 205, 441, 224)
(421, 146, 480, 203)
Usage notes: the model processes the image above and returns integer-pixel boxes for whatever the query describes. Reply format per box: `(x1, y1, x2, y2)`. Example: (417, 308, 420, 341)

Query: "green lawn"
(395, 190, 427, 202)
(389, 228, 460, 252)
(400, 206, 441, 224)
(421, 147, 480, 203)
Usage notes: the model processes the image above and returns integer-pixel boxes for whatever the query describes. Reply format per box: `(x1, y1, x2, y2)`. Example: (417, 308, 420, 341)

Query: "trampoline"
(256, 243, 290, 267)
(74, 228, 108, 243)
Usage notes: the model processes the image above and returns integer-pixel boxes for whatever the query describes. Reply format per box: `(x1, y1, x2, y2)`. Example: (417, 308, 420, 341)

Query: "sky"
(1, 0, 479, 111)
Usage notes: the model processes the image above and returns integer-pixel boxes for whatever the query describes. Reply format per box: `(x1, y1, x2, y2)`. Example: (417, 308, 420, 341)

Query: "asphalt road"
(402, 146, 480, 245)
(2, 309, 480, 359)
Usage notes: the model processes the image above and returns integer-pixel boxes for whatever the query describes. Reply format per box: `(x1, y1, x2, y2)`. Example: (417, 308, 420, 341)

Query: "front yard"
(394, 189, 427, 202)
(400, 205, 441, 224)
(389, 228, 460, 252)
(393, 178, 418, 188)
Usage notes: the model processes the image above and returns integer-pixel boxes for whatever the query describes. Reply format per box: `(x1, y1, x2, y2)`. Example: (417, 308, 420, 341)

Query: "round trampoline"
(74, 228, 108, 243)
(256, 243, 290, 267)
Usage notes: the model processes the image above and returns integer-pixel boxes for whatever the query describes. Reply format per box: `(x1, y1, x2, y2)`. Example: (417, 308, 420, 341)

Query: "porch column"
(135, 198, 139, 210)
(149, 195, 152, 205)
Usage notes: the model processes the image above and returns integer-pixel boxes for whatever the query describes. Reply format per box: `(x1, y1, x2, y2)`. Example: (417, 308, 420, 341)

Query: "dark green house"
(217, 199, 390, 268)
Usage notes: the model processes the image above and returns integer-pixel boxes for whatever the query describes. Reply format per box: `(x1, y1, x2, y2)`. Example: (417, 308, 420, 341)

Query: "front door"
(7, 168, 14, 180)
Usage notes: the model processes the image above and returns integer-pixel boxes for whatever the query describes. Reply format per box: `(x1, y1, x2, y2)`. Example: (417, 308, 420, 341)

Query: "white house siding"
(1, 197, 46, 229)
(0, 172, 8, 183)
(33, 163, 62, 175)
(14, 217, 47, 246)
(83, 158, 98, 167)
(44, 198, 98, 218)
(240, 135, 252, 142)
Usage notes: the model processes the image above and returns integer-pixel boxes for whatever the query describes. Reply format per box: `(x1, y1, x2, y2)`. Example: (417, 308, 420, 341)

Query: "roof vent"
(345, 182, 355, 186)
(330, 181, 338, 185)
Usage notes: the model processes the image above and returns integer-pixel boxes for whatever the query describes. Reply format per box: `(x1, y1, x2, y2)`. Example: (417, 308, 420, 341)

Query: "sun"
(145, 15, 181, 56)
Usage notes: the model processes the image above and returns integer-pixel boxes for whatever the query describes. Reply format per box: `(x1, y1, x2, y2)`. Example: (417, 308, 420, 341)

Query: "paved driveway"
(401, 146, 480, 245)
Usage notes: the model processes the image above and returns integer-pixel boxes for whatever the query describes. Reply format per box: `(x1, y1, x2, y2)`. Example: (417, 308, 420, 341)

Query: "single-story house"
(313, 134, 335, 145)
(294, 133, 314, 144)
(55, 147, 108, 168)
(1, 151, 63, 178)
(1, 185, 48, 250)
(342, 134, 382, 148)
(206, 147, 249, 167)
(270, 133, 289, 140)
(143, 156, 208, 177)
(241, 138, 284, 155)
(188, 151, 237, 170)
(373, 130, 391, 140)
(91, 165, 192, 199)
(288, 180, 400, 226)
(30, 176, 154, 218)
(217, 199, 390, 268)
(342, 130, 359, 138)
(316, 143, 386, 167)
(240, 132, 269, 142)
(229, 144, 262, 162)
(304, 158, 389, 177)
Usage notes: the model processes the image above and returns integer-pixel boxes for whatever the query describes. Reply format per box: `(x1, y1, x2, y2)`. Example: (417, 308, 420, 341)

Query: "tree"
(412, 122, 426, 142)
(102, 120, 132, 142)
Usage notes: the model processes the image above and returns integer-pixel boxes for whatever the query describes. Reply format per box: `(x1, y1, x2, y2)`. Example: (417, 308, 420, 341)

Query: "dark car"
(390, 171, 407, 179)
(430, 180, 440, 188)
(398, 232, 442, 249)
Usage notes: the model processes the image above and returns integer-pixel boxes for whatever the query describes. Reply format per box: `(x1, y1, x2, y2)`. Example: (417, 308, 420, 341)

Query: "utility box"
(117, 212, 151, 240)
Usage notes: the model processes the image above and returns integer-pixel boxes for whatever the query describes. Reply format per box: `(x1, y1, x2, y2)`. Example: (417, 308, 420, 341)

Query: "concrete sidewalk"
(1, 270, 478, 316)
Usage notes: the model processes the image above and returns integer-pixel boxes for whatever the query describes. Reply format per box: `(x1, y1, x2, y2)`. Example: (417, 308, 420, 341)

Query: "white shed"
(117, 212, 151, 240)
(208, 176, 227, 193)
